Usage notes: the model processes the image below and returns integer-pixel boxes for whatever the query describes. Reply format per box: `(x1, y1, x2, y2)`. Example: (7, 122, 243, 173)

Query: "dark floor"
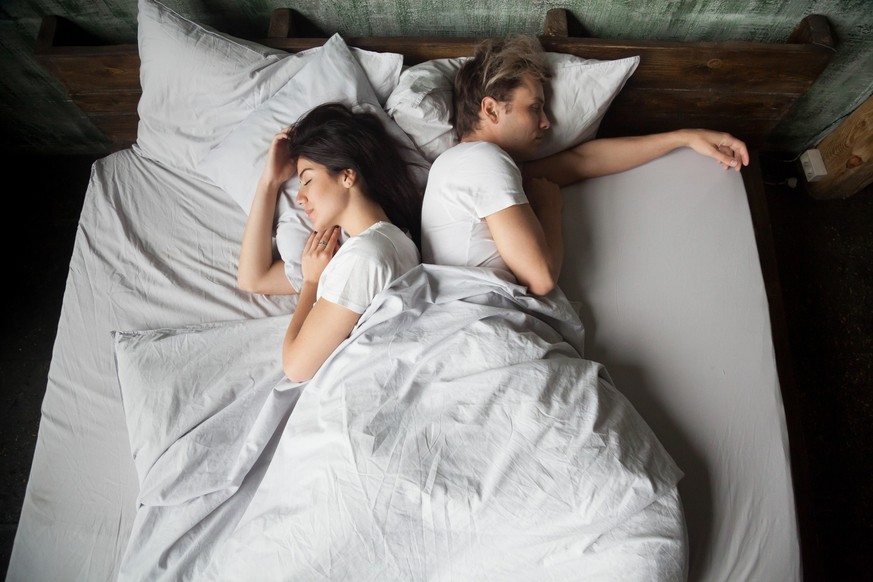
(758, 152, 873, 581)
(1, 153, 871, 580)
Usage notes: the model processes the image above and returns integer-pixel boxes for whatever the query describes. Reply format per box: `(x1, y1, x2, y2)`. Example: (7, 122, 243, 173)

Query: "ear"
(481, 96, 501, 124)
(342, 168, 357, 188)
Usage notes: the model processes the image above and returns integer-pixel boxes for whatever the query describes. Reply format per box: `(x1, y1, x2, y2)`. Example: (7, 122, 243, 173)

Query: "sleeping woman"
(237, 102, 423, 381)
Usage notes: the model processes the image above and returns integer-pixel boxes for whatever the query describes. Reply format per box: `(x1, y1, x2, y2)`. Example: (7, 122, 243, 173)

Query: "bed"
(10, 1, 835, 580)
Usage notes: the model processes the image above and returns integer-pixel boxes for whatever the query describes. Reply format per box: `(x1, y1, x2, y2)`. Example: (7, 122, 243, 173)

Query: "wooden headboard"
(35, 8, 834, 153)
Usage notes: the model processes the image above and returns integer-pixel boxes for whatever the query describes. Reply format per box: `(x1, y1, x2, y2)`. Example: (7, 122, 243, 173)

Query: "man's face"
(492, 75, 551, 161)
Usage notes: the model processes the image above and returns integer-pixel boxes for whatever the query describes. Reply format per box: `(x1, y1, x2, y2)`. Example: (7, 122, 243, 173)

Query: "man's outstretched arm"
(522, 129, 749, 187)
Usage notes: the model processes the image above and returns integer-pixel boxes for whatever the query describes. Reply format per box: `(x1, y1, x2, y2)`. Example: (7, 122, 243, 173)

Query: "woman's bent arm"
(282, 228, 359, 382)
(237, 129, 298, 295)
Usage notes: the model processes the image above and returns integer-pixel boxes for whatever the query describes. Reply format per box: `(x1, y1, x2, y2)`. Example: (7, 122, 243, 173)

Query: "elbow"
(237, 274, 255, 293)
(237, 272, 265, 294)
(282, 349, 317, 383)
(520, 267, 558, 296)
(283, 364, 313, 383)
(526, 277, 557, 297)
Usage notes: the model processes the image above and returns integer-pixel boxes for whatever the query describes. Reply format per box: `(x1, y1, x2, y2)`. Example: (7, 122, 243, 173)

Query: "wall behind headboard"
(1, 0, 870, 155)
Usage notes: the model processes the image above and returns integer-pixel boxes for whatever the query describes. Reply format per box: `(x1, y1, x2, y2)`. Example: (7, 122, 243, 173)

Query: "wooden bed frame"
(33, 8, 834, 579)
(35, 8, 834, 153)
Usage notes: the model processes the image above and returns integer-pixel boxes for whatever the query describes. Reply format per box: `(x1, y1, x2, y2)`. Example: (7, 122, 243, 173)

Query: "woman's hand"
(238, 127, 300, 295)
(683, 129, 750, 172)
(301, 226, 341, 284)
(262, 127, 298, 186)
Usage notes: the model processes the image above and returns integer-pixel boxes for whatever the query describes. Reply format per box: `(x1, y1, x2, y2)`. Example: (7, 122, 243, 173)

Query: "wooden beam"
(808, 95, 873, 199)
(32, 11, 836, 153)
(788, 14, 836, 49)
(542, 8, 568, 37)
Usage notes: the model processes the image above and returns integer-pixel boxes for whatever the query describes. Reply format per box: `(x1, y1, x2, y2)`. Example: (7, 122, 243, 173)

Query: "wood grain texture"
(809, 95, 873, 199)
(32, 8, 834, 153)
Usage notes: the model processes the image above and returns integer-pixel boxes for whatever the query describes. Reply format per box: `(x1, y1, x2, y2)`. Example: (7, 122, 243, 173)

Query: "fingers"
(306, 227, 341, 254)
(713, 133, 749, 172)
(304, 230, 319, 252)
(300, 227, 340, 283)
(325, 225, 341, 250)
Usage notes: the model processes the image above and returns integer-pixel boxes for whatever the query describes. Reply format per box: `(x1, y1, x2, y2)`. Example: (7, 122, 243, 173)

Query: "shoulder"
(337, 223, 418, 267)
(433, 141, 518, 172)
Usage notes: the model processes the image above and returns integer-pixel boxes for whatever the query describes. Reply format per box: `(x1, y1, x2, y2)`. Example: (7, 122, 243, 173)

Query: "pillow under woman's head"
(196, 33, 429, 291)
(134, 0, 404, 177)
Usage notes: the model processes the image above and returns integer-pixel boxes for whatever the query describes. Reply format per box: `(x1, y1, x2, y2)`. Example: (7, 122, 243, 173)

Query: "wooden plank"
(32, 10, 835, 154)
(539, 40, 831, 93)
(36, 51, 140, 94)
(599, 89, 800, 142)
(542, 8, 569, 38)
(741, 151, 824, 582)
(808, 95, 873, 199)
(71, 91, 140, 115)
(89, 114, 138, 149)
(788, 14, 836, 48)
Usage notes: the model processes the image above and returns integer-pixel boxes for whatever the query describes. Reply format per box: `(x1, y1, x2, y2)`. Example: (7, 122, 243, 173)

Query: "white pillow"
(385, 53, 639, 162)
(112, 315, 293, 500)
(198, 33, 429, 291)
(134, 0, 403, 176)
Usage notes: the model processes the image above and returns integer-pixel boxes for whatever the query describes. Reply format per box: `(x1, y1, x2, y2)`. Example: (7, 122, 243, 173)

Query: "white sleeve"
(317, 247, 393, 314)
(461, 144, 528, 218)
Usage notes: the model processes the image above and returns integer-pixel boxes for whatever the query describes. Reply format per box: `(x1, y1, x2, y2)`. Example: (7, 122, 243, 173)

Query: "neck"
(461, 127, 489, 144)
(341, 196, 390, 237)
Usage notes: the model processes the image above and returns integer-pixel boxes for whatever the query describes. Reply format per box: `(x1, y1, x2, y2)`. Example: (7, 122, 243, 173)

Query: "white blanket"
(113, 264, 686, 581)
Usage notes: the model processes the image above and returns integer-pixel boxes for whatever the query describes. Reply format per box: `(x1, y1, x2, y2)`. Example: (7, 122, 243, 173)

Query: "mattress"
(7, 147, 798, 581)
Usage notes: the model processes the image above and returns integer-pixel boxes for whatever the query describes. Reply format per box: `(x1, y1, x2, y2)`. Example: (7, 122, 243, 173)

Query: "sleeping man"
(421, 35, 749, 296)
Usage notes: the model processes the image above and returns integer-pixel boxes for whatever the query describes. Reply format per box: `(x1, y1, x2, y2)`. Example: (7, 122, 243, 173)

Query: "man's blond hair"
(454, 35, 550, 139)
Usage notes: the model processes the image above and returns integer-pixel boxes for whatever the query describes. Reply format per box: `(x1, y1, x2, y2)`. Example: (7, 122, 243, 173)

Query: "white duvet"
(113, 264, 687, 581)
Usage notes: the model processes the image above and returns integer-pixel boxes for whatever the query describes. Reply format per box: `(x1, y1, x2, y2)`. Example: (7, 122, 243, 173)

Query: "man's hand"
(682, 129, 750, 172)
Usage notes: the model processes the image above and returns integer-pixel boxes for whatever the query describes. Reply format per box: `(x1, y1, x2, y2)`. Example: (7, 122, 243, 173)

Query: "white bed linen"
(7, 150, 296, 582)
(557, 149, 799, 581)
(8, 147, 799, 582)
(112, 266, 686, 581)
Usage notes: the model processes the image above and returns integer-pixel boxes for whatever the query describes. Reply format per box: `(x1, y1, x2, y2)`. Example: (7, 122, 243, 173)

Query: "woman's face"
(295, 157, 351, 231)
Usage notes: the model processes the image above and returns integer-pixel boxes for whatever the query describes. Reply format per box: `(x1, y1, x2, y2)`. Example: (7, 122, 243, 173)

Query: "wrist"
(671, 128, 694, 148)
(257, 174, 287, 193)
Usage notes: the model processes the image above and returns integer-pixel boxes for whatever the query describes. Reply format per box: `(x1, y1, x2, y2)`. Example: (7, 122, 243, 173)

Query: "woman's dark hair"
(288, 102, 425, 247)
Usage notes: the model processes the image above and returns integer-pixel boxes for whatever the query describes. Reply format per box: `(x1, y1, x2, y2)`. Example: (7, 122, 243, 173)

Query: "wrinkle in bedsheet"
(114, 264, 685, 581)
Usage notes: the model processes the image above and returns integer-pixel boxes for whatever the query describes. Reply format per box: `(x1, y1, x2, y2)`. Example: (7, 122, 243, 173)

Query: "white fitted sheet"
(7, 147, 798, 581)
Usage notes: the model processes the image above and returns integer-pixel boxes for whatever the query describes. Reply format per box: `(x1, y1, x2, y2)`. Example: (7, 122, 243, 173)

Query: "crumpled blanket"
(113, 264, 687, 581)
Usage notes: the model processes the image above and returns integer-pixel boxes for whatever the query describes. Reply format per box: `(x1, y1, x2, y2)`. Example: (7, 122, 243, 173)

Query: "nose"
(540, 109, 551, 130)
(296, 189, 306, 205)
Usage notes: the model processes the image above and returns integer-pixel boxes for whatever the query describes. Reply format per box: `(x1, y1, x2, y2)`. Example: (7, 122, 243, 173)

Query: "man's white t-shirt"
(318, 221, 419, 314)
(421, 141, 528, 271)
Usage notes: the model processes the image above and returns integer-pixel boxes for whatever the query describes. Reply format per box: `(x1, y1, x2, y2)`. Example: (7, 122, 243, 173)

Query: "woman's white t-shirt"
(318, 221, 420, 314)
(421, 141, 528, 271)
